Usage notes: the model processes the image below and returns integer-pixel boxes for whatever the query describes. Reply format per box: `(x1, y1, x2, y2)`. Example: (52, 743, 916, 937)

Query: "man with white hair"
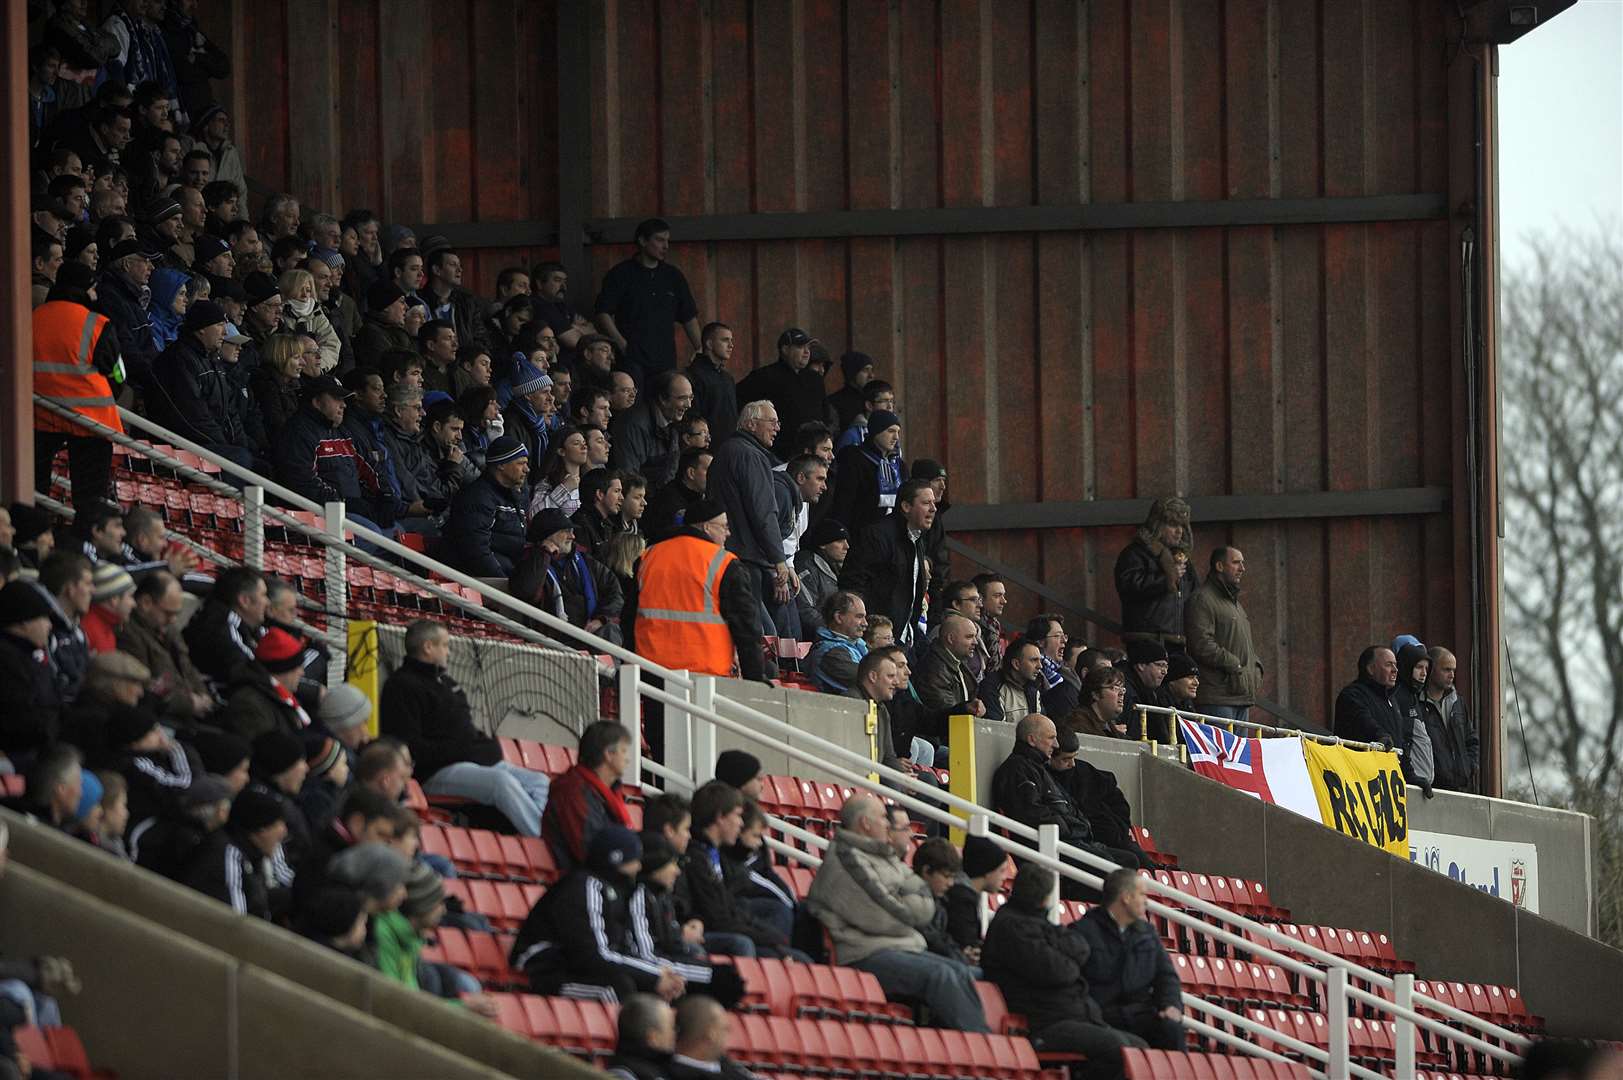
(709, 399, 795, 641)
(804, 794, 989, 1033)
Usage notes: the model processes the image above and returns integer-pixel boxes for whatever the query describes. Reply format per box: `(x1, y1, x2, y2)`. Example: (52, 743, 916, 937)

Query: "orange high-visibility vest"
(634, 534, 739, 676)
(32, 300, 124, 435)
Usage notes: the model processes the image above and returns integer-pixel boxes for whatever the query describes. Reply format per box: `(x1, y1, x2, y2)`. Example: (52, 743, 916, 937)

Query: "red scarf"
(271, 675, 313, 728)
(577, 763, 633, 828)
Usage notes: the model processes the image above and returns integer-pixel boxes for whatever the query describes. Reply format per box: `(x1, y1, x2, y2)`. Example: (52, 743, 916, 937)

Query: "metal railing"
(1134, 702, 1403, 755)
(32, 395, 1529, 1080)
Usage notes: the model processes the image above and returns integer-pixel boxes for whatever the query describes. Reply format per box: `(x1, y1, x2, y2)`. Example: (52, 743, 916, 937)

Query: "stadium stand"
(6, 6, 1620, 1079)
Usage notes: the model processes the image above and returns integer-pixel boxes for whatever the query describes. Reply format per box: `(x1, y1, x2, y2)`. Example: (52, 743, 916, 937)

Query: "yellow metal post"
(947, 713, 977, 845)
(346, 619, 381, 736)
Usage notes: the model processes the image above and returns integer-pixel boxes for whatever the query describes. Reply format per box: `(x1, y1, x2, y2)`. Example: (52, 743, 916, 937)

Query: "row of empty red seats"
(418, 825, 566, 884)
(1123, 1048, 1309, 1080)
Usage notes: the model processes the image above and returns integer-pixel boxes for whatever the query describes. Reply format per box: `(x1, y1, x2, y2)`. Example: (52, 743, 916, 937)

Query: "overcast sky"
(1498, 0, 1623, 268)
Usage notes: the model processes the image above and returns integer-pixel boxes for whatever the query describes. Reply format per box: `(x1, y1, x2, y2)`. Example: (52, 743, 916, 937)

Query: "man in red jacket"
(541, 720, 634, 873)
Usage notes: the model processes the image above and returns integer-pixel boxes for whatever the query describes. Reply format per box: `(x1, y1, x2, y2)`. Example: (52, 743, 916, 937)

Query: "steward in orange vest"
(624, 498, 765, 681)
(32, 262, 125, 510)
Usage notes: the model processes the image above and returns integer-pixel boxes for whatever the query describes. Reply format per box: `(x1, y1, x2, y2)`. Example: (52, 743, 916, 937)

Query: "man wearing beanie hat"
(625, 834, 744, 1010)
(1118, 639, 1172, 743)
(0, 580, 63, 756)
(942, 835, 1011, 959)
(183, 786, 287, 919)
(827, 350, 877, 431)
(296, 735, 351, 835)
(511, 823, 690, 1004)
(501, 360, 555, 467)
(31, 240, 125, 512)
(146, 296, 258, 471)
(627, 495, 766, 695)
(221, 627, 314, 742)
(835, 378, 897, 451)
(274, 374, 400, 535)
(325, 843, 411, 913)
(317, 683, 374, 752)
(355, 281, 413, 369)
(1164, 654, 1200, 710)
(444, 433, 530, 577)
(712, 750, 763, 800)
(82, 563, 136, 654)
(793, 515, 849, 635)
(9, 502, 58, 572)
(829, 405, 903, 536)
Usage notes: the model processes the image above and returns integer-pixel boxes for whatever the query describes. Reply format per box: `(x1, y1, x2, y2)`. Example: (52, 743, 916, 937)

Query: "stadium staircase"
(17, 394, 1617, 1079)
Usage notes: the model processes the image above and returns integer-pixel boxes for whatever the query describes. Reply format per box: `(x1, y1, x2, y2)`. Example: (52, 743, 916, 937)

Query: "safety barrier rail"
(30, 395, 1528, 1080)
(1134, 703, 1402, 755)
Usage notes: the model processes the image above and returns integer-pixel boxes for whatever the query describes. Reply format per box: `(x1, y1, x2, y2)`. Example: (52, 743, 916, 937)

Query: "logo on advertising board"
(1408, 830, 1540, 913)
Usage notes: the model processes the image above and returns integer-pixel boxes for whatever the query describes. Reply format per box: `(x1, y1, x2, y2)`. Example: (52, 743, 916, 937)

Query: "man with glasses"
(117, 570, 215, 722)
(1118, 640, 1173, 742)
(1026, 613, 1082, 718)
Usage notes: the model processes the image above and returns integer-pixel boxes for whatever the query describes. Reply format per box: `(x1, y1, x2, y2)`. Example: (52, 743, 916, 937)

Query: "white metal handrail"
(32, 395, 1528, 1075)
(1135, 702, 1401, 755)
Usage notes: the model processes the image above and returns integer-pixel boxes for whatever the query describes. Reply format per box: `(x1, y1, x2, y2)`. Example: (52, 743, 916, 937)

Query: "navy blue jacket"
(444, 472, 528, 577)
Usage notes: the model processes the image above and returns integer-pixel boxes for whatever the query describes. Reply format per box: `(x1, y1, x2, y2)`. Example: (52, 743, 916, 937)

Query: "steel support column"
(1, 3, 33, 503)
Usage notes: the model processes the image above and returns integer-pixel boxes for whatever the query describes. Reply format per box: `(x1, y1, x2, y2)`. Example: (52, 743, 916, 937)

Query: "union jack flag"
(1180, 719, 1254, 774)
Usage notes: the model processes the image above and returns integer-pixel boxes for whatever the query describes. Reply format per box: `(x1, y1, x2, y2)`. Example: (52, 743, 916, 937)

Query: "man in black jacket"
(1332, 646, 1408, 752)
(420, 244, 488, 350)
(735, 327, 826, 458)
(511, 826, 687, 1003)
(183, 786, 286, 920)
(1048, 729, 1149, 864)
(1112, 497, 1197, 652)
(676, 781, 795, 959)
(610, 369, 692, 481)
(146, 299, 256, 469)
(379, 619, 550, 835)
(981, 864, 1148, 1080)
(443, 434, 530, 577)
(643, 448, 710, 543)
(840, 479, 936, 646)
(274, 374, 399, 533)
(95, 237, 160, 387)
(992, 715, 1145, 895)
(1074, 868, 1184, 1051)
(684, 322, 739, 439)
(605, 993, 677, 1080)
(509, 509, 625, 646)
(1118, 640, 1173, 743)
(182, 566, 267, 692)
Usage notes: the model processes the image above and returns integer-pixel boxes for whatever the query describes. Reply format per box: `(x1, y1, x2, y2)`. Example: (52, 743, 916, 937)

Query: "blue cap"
(76, 768, 104, 822)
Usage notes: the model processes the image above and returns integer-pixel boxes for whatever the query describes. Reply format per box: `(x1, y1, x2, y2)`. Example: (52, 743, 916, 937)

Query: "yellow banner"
(1300, 740, 1408, 857)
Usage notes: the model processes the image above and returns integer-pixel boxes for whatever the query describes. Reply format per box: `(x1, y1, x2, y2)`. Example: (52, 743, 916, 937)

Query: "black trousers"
(34, 432, 112, 510)
(1032, 1019, 1148, 1080)
(1057, 841, 1149, 902)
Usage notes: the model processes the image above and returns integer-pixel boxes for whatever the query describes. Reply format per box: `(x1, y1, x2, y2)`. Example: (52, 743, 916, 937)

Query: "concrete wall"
(0, 810, 599, 1079)
(0, 864, 519, 1080)
(955, 724, 1622, 1039)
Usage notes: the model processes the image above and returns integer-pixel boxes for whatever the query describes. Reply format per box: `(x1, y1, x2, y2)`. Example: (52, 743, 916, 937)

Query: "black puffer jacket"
(839, 513, 926, 639)
(1050, 758, 1143, 855)
(444, 472, 529, 577)
(95, 269, 157, 386)
(1113, 537, 1198, 646)
(147, 332, 249, 448)
(1073, 904, 1182, 1022)
(981, 897, 1104, 1034)
(1333, 673, 1408, 752)
(378, 656, 502, 779)
(991, 741, 1093, 846)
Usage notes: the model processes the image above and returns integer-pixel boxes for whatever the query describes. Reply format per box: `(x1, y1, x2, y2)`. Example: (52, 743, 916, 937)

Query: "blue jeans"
(851, 949, 989, 1032)
(0, 980, 60, 1027)
(1200, 704, 1251, 726)
(419, 851, 458, 879)
(705, 932, 757, 957)
(741, 896, 795, 944)
(423, 761, 551, 836)
(417, 960, 482, 998)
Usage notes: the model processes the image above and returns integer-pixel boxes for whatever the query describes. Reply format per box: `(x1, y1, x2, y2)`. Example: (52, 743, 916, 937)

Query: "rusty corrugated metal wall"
(203, 0, 1488, 737)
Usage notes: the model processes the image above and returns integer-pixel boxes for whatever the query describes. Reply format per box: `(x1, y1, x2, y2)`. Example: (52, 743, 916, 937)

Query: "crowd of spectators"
(10, 6, 1487, 1076)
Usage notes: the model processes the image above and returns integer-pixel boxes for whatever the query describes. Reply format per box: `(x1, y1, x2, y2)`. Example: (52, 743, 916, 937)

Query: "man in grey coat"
(804, 794, 988, 1032)
(1184, 546, 1262, 724)
(709, 399, 794, 638)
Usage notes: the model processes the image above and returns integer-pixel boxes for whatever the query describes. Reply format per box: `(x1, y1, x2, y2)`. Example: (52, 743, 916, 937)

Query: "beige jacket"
(805, 828, 937, 964)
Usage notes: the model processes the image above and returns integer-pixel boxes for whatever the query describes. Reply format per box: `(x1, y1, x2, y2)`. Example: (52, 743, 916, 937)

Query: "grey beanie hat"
(325, 843, 411, 903)
(319, 683, 373, 733)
